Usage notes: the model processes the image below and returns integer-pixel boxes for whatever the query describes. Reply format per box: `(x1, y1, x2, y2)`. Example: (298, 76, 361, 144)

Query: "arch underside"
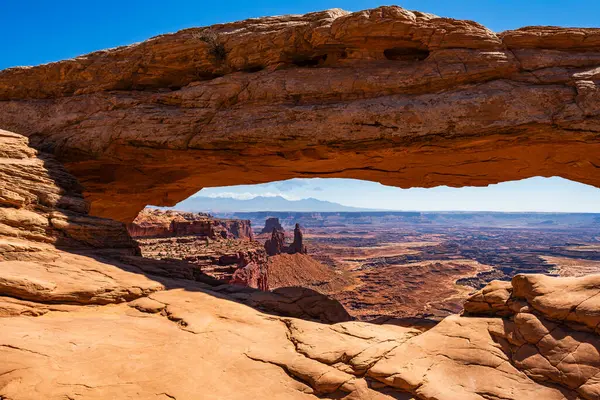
(0, 7, 598, 222)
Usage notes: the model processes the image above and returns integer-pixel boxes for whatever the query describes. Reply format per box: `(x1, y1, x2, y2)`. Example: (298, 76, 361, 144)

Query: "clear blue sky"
(196, 177, 600, 213)
(2, 1, 599, 212)
(2, 0, 599, 69)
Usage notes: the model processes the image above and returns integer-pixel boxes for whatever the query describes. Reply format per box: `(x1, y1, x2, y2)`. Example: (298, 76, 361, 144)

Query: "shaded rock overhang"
(0, 6, 598, 222)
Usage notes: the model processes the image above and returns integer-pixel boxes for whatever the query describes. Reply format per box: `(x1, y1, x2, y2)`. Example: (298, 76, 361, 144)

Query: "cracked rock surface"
(0, 130, 594, 400)
(465, 274, 600, 399)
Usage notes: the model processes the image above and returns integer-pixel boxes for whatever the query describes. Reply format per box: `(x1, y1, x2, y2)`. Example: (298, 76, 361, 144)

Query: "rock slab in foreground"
(0, 129, 588, 400)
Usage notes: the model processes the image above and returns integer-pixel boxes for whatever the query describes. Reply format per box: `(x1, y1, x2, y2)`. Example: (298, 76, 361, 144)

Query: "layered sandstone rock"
(1, 5, 600, 399)
(265, 223, 308, 256)
(289, 223, 308, 254)
(128, 208, 253, 240)
(0, 130, 346, 321)
(265, 227, 287, 256)
(0, 128, 584, 399)
(135, 234, 269, 289)
(0, 130, 137, 252)
(0, 129, 163, 308)
(129, 209, 267, 289)
(464, 274, 600, 399)
(0, 6, 598, 222)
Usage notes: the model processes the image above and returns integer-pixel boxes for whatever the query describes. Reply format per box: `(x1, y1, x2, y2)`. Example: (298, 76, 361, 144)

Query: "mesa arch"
(2, 6, 600, 400)
(0, 6, 599, 223)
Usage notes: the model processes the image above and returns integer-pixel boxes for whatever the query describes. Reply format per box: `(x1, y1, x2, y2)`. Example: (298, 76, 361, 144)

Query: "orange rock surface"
(0, 6, 598, 222)
(0, 126, 585, 400)
(1, 5, 600, 399)
(128, 208, 254, 240)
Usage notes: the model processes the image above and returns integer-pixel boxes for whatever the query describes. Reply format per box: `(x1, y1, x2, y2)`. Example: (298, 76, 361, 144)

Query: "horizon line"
(151, 206, 600, 215)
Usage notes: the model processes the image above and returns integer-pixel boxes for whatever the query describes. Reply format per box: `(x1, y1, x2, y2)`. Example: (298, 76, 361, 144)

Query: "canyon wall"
(0, 129, 137, 256)
(128, 208, 253, 240)
(0, 6, 597, 222)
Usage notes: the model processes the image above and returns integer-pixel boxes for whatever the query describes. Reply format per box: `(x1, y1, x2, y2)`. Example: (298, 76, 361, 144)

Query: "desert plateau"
(1, 3, 600, 400)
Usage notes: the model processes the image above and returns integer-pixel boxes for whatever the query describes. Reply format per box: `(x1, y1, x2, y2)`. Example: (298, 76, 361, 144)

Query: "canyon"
(1, 5, 600, 400)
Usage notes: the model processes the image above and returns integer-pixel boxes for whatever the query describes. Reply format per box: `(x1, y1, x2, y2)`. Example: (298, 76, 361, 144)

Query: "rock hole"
(383, 48, 430, 61)
(292, 54, 328, 67)
(243, 65, 265, 73)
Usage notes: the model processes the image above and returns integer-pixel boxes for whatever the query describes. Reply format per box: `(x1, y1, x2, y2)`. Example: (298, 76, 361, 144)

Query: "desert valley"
(130, 209, 600, 323)
(2, 3, 600, 400)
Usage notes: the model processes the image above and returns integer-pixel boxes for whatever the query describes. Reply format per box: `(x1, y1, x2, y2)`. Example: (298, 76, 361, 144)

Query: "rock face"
(0, 129, 594, 399)
(264, 223, 308, 256)
(0, 129, 162, 307)
(289, 223, 308, 254)
(135, 234, 269, 289)
(0, 6, 598, 222)
(128, 208, 253, 240)
(1, 5, 600, 399)
(260, 217, 284, 234)
(464, 274, 600, 400)
(265, 228, 287, 256)
(0, 130, 137, 252)
(220, 218, 254, 240)
(0, 129, 348, 319)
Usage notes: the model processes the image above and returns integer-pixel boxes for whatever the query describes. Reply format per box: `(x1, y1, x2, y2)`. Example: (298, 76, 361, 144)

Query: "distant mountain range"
(169, 196, 374, 213)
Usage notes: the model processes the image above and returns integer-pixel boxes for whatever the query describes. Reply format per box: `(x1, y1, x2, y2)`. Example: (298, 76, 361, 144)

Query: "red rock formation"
(135, 234, 268, 289)
(2, 6, 600, 398)
(0, 6, 598, 222)
(216, 219, 254, 240)
(0, 108, 592, 400)
(230, 261, 268, 291)
(288, 223, 307, 254)
(0, 129, 346, 322)
(260, 217, 283, 234)
(0, 129, 138, 254)
(128, 208, 253, 240)
(264, 222, 308, 256)
(129, 209, 264, 289)
(264, 228, 286, 256)
(464, 275, 600, 399)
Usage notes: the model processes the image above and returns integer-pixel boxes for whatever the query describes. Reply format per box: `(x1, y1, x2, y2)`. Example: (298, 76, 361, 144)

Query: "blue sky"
(2, 0, 599, 69)
(196, 177, 600, 213)
(2, 1, 599, 212)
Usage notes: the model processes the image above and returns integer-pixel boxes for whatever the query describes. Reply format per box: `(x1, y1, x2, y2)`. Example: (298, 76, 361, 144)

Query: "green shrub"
(194, 30, 227, 62)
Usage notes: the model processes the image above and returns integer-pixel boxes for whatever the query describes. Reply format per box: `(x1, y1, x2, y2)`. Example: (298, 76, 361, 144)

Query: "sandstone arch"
(1, 6, 599, 222)
(2, 6, 600, 400)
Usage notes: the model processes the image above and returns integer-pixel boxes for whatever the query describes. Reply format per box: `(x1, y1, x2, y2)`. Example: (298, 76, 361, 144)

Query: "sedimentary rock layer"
(128, 208, 253, 240)
(0, 6, 598, 221)
(464, 274, 600, 400)
(0, 128, 591, 399)
(1, 6, 600, 399)
(0, 130, 347, 320)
